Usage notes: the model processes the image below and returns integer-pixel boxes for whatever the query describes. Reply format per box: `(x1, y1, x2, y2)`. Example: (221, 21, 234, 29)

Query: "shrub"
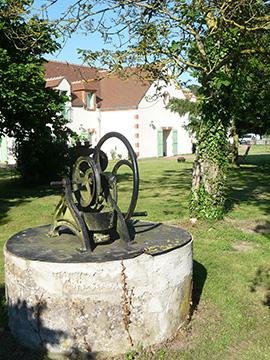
(15, 133, 69, 185)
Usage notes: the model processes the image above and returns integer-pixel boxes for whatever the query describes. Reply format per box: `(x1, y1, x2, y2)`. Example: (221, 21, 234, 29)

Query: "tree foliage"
(37, 0, 270, 216)
(169, 20, 270, 166)
(168, 94, 201, 139)
(229, 52, 270, 137)
(0, 0, 70, 183)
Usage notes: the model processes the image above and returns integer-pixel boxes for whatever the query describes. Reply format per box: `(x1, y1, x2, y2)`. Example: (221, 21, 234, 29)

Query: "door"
(172, 129, 178, 156)
(157, 130, 163, 157)
(163, 129, 171, 156)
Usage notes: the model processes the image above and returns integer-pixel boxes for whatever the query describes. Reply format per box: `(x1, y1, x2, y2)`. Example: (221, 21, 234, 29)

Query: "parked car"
(239, 133, 260, 145)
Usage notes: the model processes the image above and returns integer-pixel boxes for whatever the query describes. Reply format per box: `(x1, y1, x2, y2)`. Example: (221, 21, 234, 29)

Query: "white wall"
(55, 78, 72, 121)
(6, 137, 16, 164)
(97, 109, 138, 159)
(138, 81, 192, 158)
(70, 107, 98, 145)
(69, 108, 137, 160)
(0, 135, 16, 165)
(68, 81, 193, 159)
(56, 78, 71, 96)
(56, 79, 100, 144)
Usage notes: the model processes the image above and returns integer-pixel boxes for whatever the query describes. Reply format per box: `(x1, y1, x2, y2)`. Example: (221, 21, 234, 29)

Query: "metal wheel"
(94, 132, 139, 220)
(72, 156, 101, 209)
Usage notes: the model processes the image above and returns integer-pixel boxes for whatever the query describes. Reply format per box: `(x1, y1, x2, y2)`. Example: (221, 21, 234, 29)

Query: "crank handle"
(130, 211, 148, 217)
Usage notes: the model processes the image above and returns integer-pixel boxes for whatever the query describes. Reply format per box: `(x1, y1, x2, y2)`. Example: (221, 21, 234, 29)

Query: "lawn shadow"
(0, 284, 98, 359)
(0, 284, 8, 326)
(190, 260, 207, 318)
(253, 220, 270, 239)
(0, 168, 57, 226)
(0, 284, 44, 360)
(226, 153, 270, 216)
(156, 168, 192, 191)
(250, 265, 270, 309)
(139, 167, 192, 218)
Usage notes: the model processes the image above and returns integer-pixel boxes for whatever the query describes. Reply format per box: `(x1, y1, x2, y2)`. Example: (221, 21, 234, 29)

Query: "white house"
(45, 61, 193, 159)
(0, 60, 193, 164)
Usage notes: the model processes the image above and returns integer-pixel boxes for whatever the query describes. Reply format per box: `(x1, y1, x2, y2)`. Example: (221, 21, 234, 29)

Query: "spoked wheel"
(72, 156, 101, 209)
(94, 132, 139, 220)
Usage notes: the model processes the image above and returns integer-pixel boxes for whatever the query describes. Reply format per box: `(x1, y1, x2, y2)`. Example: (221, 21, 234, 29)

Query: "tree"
(38, 0, 270, 217)
(0, 0, 70, 183)
(169, 43, 270, 166)
(228, 48, 270, 164)
(168, 92, 200, 136)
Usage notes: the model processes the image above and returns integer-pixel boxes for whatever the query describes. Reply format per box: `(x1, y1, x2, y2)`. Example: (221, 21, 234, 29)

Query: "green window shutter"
(86, 92, 94, 109)
(172, 129, 178, 156)
(157, 130, 163, 157)
(86, 93, 91, 108)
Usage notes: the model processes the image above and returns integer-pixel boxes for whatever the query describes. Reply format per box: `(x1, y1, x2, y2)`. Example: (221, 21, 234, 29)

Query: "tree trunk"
(190, 119, 228, 220)
(230, 119, 239, 166)
(244, 144, 251, 156)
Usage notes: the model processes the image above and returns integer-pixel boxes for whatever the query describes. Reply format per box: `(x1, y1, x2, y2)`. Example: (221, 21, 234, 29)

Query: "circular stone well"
(4, 221, 192, 358)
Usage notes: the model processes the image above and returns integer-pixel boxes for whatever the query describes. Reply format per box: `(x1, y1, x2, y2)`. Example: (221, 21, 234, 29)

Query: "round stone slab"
(6, 221, 192, 263)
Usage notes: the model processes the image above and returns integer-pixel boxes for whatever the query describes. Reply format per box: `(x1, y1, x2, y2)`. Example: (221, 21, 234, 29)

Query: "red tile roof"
(44, 60, 151, 110)
(44, 61, 98, 84)
(71, 81, 98, 92)
(71, 94, 84, 107)
(98, 75, 150, 111)
(45, 76, 65, 88)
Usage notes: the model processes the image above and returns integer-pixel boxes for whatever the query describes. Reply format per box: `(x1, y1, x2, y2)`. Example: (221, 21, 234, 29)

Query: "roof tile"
(44, 60, 151, 110)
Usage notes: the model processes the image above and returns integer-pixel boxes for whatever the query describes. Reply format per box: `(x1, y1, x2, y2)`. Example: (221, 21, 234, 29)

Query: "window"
(86, 92, 95, 110)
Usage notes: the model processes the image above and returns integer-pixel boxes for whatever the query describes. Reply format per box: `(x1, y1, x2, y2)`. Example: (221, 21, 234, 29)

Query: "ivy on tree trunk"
(191, 118, 228, 219)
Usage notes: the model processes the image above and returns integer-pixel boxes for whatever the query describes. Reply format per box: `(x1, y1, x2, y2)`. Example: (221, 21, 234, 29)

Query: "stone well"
(4, 221, 192, 358)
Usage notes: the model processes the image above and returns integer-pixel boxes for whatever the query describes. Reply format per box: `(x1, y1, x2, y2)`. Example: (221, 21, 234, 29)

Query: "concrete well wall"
(5, 240, 192, 358)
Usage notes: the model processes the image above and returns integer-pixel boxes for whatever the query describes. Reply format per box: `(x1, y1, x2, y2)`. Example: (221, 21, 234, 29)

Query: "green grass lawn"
(0, 145, 270, 359)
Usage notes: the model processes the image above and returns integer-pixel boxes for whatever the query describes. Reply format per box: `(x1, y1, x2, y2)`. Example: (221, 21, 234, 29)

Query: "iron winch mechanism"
(49, 132, 147, 251)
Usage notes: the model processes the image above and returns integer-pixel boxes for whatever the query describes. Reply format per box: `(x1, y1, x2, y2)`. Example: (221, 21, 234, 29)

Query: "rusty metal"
(49, 132, 146, 252)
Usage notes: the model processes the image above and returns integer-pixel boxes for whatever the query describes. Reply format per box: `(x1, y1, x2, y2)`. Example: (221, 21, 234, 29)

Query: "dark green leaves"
(0, 0, 70, 183)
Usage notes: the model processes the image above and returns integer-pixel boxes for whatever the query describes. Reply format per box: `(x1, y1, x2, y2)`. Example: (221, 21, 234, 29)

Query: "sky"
(46, 32, 105, 65)
(34, 0, 107, 65)
(33, 0, 197, 84)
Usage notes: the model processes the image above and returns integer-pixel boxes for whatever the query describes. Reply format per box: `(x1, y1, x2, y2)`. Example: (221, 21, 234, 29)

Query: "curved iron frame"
(49, 132, 143, 251)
